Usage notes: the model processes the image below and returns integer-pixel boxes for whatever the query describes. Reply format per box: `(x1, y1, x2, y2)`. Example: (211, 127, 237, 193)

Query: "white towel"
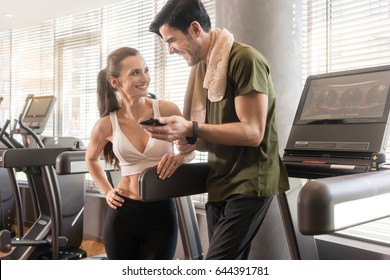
(183, 28, 234, 122)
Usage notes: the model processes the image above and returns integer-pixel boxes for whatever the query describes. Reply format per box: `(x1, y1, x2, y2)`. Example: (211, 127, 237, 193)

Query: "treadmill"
(280, 65, 390, 259)
(283, 65, 390, 178)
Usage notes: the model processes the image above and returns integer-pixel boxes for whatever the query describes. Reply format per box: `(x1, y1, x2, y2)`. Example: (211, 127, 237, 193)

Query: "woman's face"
(110, 54, 150, 97)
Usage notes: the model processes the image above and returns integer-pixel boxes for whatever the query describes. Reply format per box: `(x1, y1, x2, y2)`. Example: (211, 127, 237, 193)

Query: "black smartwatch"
(186, 121, 198, 144)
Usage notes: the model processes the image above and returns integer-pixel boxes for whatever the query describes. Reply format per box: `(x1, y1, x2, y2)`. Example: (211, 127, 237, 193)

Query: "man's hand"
(141, 115, 192, 142)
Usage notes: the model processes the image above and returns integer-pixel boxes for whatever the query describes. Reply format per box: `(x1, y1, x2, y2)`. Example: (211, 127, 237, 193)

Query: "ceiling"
(0, 0, 124, 32)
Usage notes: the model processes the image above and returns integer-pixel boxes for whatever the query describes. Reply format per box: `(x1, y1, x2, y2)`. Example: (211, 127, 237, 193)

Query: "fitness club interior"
(1, 0, 390, 266)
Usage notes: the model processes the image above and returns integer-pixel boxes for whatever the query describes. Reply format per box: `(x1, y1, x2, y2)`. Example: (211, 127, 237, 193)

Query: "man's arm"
(198, 91, 267, 147)
(142, 91, 268, 147)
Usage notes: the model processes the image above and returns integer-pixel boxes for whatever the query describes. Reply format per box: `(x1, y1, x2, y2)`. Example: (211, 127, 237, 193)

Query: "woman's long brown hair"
(96, 47, 140, 169)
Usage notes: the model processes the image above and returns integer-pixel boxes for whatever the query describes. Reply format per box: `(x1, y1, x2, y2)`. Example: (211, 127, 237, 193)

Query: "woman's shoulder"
(157, 99, 182, 117)
(92, 115, 112, 134)
(98, 114, 112, 124)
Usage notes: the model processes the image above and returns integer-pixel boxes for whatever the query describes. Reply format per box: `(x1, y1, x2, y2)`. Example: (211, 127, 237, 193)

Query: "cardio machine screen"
(296, 67, 390, 125)
(25, 96, 56, 118)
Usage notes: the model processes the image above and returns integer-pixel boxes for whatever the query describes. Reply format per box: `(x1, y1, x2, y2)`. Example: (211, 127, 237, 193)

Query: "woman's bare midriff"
(116, 174, 142, 201)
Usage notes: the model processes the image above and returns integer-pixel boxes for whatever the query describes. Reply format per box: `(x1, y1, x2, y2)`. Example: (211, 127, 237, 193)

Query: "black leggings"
(103, 196, 178, 260)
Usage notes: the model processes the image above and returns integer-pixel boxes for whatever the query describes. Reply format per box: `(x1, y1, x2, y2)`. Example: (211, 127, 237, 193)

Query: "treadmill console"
(284, 65, 390, 178)
(22, 95, 56, 134)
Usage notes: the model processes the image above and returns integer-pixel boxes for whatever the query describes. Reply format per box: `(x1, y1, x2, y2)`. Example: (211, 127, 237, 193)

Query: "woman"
(85, 47, 194, 260)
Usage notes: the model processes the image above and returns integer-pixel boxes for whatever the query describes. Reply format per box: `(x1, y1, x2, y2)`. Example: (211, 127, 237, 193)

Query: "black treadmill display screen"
(296, 69, 390, 124)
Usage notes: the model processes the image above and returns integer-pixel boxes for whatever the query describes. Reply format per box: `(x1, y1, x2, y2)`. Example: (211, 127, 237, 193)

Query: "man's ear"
(189, 21, 202, 38)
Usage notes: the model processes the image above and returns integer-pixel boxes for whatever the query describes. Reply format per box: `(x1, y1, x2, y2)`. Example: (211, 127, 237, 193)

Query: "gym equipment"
(276, 65, 390, 259)
(138, 163, 210, 260)
(298, 171, 390, 235)
(283, 65, 390, 179)
(138, 163, 209, 202)
(0, 146, 86, 259)
(0, 95, 86, 259)
(0, 143, 16, 237)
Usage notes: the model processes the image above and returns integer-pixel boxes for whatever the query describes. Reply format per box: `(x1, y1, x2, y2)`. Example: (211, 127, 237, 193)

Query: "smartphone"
(139, 117, 165, 126)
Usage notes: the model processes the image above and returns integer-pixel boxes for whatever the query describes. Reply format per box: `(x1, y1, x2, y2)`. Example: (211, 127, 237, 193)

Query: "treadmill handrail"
(138, 162, 209, 202)
(0, 147, 69, 168)
(55, 150, 114, 175)
(298, 170, 390, 235)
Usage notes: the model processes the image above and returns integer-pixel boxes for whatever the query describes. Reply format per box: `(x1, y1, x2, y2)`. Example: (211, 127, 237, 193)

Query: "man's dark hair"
(149, 0, 211, 37)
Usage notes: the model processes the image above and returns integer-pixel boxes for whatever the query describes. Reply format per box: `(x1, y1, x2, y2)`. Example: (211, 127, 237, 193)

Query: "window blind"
(303, 0, 390, 77)
(0, 0, 215, 149)
(3, 23, 55, 137)
(54, 10, 101, 140)
(101, 0, 157, 91)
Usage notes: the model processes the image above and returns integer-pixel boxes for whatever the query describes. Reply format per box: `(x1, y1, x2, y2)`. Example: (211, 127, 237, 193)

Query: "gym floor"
(80, 239, 105, 257)
(0, 238, 105, 259)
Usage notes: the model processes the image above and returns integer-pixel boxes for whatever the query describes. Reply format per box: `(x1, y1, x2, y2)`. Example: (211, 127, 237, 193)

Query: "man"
(144, 0, 290, 260)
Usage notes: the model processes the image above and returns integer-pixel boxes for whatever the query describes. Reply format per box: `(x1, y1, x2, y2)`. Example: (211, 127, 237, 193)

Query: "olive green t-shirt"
(206, 41, 290, 202)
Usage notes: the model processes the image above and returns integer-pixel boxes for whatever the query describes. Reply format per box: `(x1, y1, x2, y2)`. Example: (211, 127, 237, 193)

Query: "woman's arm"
(85, 117, 124, 208)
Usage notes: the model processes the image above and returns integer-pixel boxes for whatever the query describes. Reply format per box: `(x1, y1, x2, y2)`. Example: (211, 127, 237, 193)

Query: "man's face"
(159, 24, 202, 66)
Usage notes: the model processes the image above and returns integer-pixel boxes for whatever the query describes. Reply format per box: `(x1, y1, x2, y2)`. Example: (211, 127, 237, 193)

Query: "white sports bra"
(110, 100, 174, 176)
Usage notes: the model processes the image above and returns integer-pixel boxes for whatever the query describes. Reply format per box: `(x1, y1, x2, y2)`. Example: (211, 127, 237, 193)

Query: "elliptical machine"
(0, 94, 86, 259)
(0, 96, 18, 239)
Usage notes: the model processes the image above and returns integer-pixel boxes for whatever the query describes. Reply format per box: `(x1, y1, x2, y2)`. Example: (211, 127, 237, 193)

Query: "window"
(1, 24, 55, 139)
(0, 0, 215, 148)
(303, 0, 390, 245)
(54, 10, 101, 139)
(303, 0, 390, 76)
(0, 0, 214, 202)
